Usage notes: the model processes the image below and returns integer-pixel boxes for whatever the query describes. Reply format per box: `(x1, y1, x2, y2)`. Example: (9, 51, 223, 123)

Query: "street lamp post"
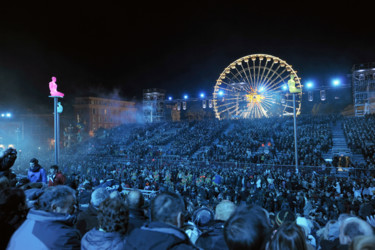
(287, 74, 301, 173)
(48, 76, 64, 165)
(293, 93, 298, 172)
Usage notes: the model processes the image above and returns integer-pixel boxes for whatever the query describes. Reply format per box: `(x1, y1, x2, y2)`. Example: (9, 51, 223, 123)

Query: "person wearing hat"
(27, 158, 47, 184)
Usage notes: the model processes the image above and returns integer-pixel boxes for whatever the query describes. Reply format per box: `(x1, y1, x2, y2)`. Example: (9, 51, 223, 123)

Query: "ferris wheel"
(213, 54, 302, 119)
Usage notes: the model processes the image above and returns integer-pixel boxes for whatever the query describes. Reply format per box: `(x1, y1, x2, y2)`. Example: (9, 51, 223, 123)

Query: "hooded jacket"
(7, 209, 80, 250)
(81, 228, 127, 250)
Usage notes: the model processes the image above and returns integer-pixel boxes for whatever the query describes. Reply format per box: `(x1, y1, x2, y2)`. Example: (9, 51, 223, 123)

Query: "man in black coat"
(126, 189, 148, 234)
(126, 192, 197, 250)
(76, 187, 109, 236)
(195, 200, 236, 250)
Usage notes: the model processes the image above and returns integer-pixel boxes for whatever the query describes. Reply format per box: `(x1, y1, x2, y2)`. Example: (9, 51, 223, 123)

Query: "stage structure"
(352, 62, 375, 116)
(213, 54, 302, 119)
(143, 88, 165, 123)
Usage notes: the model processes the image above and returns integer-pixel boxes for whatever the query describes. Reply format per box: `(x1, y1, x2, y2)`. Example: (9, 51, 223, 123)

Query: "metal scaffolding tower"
(143, 88, 165, 123)
(352, 62, 375, 116)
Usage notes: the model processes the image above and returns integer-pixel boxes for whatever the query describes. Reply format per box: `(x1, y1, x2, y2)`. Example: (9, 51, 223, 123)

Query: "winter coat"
(126, 221, 197, 250)
(127, 208, 148, 235)
(76, 204, 99, 237)
(195, 221, 228, 250)
(81, 228, 127, 250)
(27, 165, 47, 183)
(7, 209, 80, 250)
(48, 172, 66, 186)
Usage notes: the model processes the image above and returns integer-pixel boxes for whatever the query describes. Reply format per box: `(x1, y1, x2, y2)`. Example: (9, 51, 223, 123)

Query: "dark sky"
(0, 1, 374, 112)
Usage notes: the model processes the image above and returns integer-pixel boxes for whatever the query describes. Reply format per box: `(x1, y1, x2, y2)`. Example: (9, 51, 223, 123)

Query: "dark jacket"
(195, 221, 228, 250)
(76, 204, 99, 237)
(7, 209, 80, 250)
(126, 221, 197, 250)
(127, 208, 148, 235)
(81, 228, 127, 250)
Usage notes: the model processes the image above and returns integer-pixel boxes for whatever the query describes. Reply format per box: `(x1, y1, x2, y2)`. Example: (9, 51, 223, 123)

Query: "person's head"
(30, 158, 38, 168)
(98, 197, 129, 235)
(268, 221, 308, 250)
(215, 200, 236, 221)
(340, 217, 374, 245)
(49, 165, 59, 175)
(349, 235, 375, 250)
(0, 188, 27, 224)
(224, 205, 272, 250)
(126, 190, 144, 209)
(35, 185, 76, 214)
(91, 187, 110, 209)
(193, 207, 214, 230)
(321, 220, 340, 241)
(151, 192, 185, 228)
(275, 209, 296, 228)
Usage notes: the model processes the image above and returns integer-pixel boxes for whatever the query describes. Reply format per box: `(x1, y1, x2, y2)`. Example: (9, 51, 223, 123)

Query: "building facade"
(74, 97, 137, 133)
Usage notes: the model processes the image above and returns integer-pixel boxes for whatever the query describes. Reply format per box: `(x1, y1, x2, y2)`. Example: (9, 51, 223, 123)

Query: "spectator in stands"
(267, 221, 308, 250)
(0, 188, 27, 250)
(81, 197, 129, 250)
(339, 217, 374, 248)
(76, 187, 109, 236)
(224, 205, 272, 250)
(27, 158, 47, 184)
(126, 189, 148, 234)
(7, 185, 80, 249)
(48, 165, 66, 186)
(126, 192, 197, 249)
(196, 200, 236, 250)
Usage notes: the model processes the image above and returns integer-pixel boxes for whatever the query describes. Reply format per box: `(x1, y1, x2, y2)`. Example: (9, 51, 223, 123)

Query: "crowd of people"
(1, 114, 375, 249)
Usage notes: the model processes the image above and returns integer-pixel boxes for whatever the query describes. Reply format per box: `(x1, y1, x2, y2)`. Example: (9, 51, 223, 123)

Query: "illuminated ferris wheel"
(213, 54, 302, 119)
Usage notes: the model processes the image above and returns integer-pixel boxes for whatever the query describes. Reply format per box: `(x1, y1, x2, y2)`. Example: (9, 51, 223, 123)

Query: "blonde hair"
(215, 200, 236, 221)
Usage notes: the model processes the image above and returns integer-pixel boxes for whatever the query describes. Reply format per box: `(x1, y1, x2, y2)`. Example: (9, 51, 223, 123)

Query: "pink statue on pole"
(49, 76, 64, 97)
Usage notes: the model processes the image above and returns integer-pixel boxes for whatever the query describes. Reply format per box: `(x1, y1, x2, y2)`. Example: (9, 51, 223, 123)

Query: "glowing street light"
(306, 82, 314, 89)
(1, 112, 12, 118)
(218, 90, 224, 96)
(282, 85, 288, 91)
(332, 79, 341, 86)
(200, 93, 205, 98)
(168, 96, 172, 101)
(184, 95, 188, 100)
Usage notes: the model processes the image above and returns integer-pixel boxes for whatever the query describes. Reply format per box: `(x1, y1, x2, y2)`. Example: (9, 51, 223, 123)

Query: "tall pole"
(54, 97, 58, 165)
(293, 93, 298, 172)
(57, 105, 60, 165)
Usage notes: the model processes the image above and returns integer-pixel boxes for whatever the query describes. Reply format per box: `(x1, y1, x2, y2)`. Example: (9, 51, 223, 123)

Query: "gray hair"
(91, 188, 110, 208)
(36, 185, 75, 212)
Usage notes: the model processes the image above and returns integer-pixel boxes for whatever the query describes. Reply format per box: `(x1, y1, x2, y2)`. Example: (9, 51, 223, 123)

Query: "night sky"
(0, 1, 374, 112)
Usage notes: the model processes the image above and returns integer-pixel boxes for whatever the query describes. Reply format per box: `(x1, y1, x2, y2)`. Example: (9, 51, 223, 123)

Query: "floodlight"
(332, 79, 341, 86)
